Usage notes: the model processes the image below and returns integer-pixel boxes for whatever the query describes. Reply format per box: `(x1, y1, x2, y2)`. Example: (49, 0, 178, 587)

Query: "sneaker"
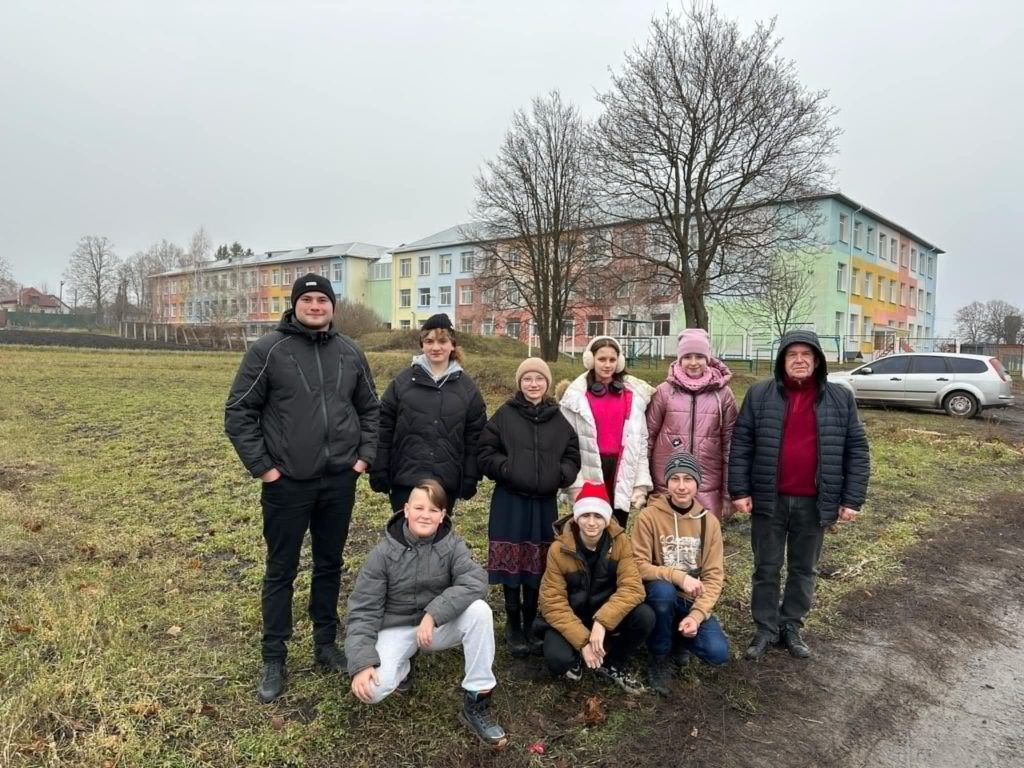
(780, 624, 811, 659)
(646, 655, 672, 697)
(257, 660, 286, 704)
(597, 663, 646, 695)
(744, 632, 774, 661)
(460, 690, 508, 749)
(313, 643, 347, 672)
(564, 660, 583, 682)
(396, 656, 416, 694)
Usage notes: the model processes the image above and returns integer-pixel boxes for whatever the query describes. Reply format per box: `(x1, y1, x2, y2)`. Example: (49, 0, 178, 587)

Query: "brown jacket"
(538, 515, 645, 650)
(631, 496, 724, 624)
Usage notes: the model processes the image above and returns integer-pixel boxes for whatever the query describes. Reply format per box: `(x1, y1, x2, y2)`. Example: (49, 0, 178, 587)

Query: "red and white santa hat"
(573, 482, 613, 523)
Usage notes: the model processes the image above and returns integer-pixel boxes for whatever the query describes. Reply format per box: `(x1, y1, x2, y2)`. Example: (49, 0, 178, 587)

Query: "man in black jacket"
(225, 273, 379, 702)
(729, 330, 869, 661)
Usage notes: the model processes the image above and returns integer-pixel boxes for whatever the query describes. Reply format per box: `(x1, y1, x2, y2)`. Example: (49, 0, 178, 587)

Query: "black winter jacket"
(371, 361, 487, 495)
(477, 394, 581, 497)
(727, 329, 870, 526)
(224, 312, 380, 480)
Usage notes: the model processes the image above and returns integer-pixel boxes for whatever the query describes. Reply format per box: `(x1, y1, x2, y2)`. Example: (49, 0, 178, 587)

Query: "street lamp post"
(59, 280, 64, 314)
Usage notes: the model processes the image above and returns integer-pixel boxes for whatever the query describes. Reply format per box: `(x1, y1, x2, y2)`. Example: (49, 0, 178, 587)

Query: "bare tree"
(591, 2, 839, 329)
(954, 301, 986, 345)
(0, 254, 17, 298)
(471, 90, 597, 360)
(981, 299, 1022, 344)
(64, 235, 121, 323)
(743, 252, 817, 338)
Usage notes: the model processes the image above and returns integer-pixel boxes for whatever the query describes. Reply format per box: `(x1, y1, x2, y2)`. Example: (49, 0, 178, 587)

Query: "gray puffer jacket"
(345, 512, 487, 675)
(728, 329, 870, 526)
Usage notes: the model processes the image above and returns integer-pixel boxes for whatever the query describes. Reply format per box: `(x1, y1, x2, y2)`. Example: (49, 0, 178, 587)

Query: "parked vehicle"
(827, 353, 1015, 418)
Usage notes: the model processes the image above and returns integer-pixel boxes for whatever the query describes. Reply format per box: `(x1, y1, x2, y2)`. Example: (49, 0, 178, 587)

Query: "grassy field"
(1, 344, 1021, 767)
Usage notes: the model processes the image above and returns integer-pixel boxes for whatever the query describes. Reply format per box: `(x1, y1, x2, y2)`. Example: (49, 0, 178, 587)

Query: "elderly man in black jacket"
(225, 273, 379, 702)
(729, 330, 869, 660)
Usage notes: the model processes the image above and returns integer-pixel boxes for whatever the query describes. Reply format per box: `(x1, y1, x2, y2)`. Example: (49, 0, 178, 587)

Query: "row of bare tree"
(955, 300, 1023, 345)
(470, 3, 838, 359)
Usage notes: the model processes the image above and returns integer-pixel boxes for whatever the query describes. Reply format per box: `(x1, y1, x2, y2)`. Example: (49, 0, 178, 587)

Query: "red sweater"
(586, 388, 631, 455)
(777, 376, 818, 497)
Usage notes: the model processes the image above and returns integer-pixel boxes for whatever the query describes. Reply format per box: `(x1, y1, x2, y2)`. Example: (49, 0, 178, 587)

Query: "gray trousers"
(364, 599, 497, 703)
(750, 495, 825, 638)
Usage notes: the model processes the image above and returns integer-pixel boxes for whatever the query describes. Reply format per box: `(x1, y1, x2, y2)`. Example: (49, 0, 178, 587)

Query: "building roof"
(0, 287, 65, 308)
(390, 192, 944, 256)
(151, 241, 392, 278)
(391, 223, 486, 254)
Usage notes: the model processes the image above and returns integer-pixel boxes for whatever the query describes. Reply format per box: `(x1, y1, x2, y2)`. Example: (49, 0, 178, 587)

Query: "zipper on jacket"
(689, 392, 697, 454)
(314, 345, 331, 460)
(533, 418, 540, 491)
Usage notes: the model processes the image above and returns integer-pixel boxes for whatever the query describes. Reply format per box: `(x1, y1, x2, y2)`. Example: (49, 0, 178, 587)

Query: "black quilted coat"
(372, 362, 487, 495)
(727, 330, 870, 526)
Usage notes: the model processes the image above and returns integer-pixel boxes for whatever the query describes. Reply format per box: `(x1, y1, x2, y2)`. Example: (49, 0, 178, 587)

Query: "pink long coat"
(646, 357, 738, 519)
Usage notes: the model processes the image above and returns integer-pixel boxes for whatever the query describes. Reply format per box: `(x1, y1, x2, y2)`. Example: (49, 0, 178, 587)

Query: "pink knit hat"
(677, 328, 712, 360)
(573, 483, 613, 523)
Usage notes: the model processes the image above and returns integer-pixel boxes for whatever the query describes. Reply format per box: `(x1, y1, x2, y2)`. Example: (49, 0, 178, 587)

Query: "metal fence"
(960, 343, 1024, 373)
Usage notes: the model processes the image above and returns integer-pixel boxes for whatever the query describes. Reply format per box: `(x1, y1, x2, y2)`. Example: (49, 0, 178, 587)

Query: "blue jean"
(645, 580, 729, 665)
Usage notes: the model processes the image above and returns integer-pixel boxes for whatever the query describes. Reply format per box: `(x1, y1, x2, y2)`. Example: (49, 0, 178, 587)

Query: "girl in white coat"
(559, 336, 655, 529)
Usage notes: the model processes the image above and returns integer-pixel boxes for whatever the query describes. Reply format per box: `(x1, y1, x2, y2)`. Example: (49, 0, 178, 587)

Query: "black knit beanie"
(291, 273, 336, 307)
(421, 313, 454, 333)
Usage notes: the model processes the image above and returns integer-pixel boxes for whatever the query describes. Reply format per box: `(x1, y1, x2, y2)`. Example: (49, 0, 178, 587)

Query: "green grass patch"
(1, 345, 1020, 766)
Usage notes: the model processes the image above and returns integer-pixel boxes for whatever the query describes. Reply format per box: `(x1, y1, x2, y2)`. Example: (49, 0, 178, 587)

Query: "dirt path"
(626, 492, 1024, 768)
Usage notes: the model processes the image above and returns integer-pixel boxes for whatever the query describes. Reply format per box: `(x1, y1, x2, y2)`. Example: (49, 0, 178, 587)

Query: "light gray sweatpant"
(365, 599, 497, 704)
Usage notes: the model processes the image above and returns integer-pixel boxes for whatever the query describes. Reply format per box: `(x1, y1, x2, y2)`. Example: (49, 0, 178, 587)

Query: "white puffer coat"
(559, 374, 655, 511)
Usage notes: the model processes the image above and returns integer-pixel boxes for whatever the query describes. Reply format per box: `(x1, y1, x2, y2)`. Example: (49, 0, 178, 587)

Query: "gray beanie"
(664, 452, 702, 487)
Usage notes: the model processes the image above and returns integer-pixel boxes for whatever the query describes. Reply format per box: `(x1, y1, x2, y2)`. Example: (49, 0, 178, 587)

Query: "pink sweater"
(586, 389, 631, 455)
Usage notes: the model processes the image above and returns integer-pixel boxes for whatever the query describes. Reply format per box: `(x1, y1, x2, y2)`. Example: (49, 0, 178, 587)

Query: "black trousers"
(750, 494, 826, 638)
(542, 603, 655, 675)
(260, 469, 359, 661)
(388, 484, 458, 516)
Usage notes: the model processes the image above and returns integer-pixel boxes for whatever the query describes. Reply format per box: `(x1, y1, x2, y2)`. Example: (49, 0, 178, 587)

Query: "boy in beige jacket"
(632, 452, 729, 695)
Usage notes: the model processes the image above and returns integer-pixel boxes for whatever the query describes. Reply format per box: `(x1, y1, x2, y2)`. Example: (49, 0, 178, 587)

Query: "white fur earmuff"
(582, 335, 625, 373)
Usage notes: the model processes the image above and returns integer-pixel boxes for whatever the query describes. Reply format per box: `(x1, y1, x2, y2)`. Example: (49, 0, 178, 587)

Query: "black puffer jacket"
(371, 360, 487, 495)
(478, 393, 581, 497)
(224, 311, 379, 480)
(727, 329, 870, 526)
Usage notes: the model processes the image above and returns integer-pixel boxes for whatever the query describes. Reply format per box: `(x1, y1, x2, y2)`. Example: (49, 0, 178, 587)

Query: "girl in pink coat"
(646, 329, 738, 520)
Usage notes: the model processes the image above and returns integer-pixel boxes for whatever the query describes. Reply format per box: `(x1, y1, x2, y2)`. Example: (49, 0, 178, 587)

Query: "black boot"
(647, 654, 672, 697)
(521, 585, 543, 655)
(780, 624, 811, 659)
(460, 690, 508, 748)
(257, 660, 287, 703)
(313, 642, 347, 672)
(503, 587, 529, 658)
(744, 631, 775, 661)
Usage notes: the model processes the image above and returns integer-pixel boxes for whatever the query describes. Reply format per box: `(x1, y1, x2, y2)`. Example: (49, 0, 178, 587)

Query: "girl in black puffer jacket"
(478, 357, 581, 657)
(369, 314, 487, 514)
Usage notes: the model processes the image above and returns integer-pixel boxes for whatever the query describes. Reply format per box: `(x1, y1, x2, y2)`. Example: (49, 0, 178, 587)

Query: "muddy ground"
(619, 491, 1024, 768)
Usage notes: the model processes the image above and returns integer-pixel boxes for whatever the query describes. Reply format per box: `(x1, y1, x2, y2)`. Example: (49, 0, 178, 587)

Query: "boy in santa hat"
(536, 483, 654, 694)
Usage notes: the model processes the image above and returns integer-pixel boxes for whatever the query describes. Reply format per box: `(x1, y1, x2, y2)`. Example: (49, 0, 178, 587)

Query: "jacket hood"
(411, 353, 464, 382)
(384, 509, 452, 546)
(508, 392, 561, 422)
(774, 329, 828, 388)
(646, 493, 708, 520)
(276, 309, 337, 343)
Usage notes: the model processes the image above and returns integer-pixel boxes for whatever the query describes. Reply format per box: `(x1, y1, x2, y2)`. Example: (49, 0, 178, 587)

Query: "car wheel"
(943, 391, 979, 418)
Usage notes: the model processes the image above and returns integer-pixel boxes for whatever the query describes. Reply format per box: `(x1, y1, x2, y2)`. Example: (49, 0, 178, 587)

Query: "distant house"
(0, 287, 70, 314)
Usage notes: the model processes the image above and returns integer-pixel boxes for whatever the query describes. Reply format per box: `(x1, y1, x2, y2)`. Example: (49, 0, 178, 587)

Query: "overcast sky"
(1, 0, 1021, 331)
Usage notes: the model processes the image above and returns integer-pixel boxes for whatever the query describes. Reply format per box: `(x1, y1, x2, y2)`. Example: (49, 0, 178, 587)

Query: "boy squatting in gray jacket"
(345, 479, 507, 748)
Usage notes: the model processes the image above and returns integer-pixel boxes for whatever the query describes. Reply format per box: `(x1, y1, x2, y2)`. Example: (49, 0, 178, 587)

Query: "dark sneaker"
(396, 656, 416, 694)
(597, 663, 646, 695)
(744, 632, 774, 661)
(257, 660, 286, 704)
(314, 643, 347, 672)
(564, 660, 583, 682)
(504, 623, 529, 658)
(647, 655, 672, 697)
(460, 691, 508, 749)
(780, 625, 811, 659)
(670, 637, 692, 668)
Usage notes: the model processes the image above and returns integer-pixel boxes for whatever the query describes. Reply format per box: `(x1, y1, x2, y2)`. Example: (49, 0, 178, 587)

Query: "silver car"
(827, 353, 1015, 418)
